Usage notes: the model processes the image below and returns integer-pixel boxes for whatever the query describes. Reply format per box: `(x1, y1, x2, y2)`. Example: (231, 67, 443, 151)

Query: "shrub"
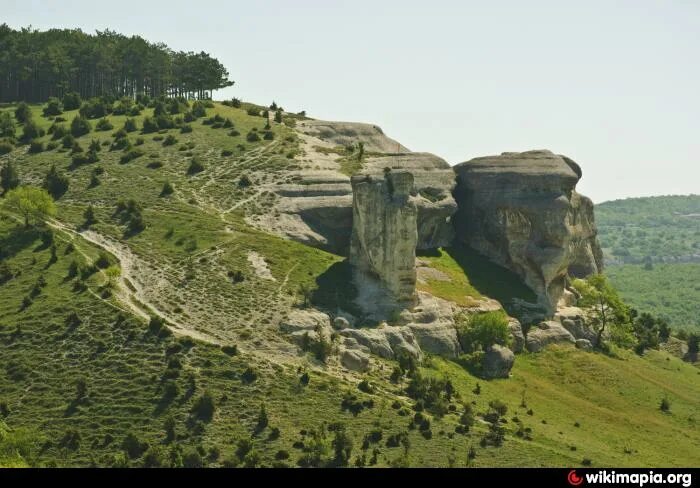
(180, 124, 193, 133)
(95, 118, 113, 131)
(191, 391, 215, 421)
(43, 164, 69, 198)
(183, 448, 203, 468)
(246, 130, 261, 142)
(0, 160, 19, 192)
(163, 134, 178, 146)
(50, 123, 68, 140)
(61, 133, 75, 148)
(0, 142, 13, 155)
(71, 141, 83, 154)
(263, 131, 274, 140)
(141, 116, 159, 134)
(134, 137, 144, 146)
(20, 120, 43, 142)
(122, 433, 148, 459)
(246, 107, 260, 116)
(89, 139, 101, 152)
(660, 397, 671, 413)
(70, 115, 92, 137)
(79, 97, 110, 119)
(457, 311, 511, 353)
(160, 181, 174, 196)
(62, 92, 82, 111)
(120, 149, 144, 164)
(28, 141, 44, 154)
(191, 101, 207, 118)
(123, 118, 138, 133)
(43, 97, 63, 116)
(187, 158, 204, 175)
(221, 149, 233, 157)
(14, 102, 31, 123)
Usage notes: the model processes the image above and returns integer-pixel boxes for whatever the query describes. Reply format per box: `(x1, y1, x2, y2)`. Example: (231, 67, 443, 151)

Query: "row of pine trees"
(0, 24, 234, 103)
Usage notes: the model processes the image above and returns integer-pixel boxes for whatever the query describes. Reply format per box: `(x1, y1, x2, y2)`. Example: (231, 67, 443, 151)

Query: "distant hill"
(596, 195, 700, 265)
(597, 195, 700, 331)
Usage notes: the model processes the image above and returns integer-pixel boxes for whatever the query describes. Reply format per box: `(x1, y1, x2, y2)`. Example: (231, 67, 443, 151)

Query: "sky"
(3, 0, 699, 202)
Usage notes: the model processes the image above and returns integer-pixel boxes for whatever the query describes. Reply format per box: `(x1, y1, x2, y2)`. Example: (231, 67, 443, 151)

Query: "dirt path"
(48, 219, 221, 346)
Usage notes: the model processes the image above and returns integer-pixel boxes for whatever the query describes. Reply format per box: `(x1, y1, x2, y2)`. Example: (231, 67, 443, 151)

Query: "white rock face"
(350, 171, 418, 317)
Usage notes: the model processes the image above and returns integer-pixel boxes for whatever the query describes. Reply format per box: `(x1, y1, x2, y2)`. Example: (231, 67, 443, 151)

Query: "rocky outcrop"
(508, 318, 526, 353)
(256, 120, 457, 254)
(453, 150, 603, 313)
(350, 171, 418, 317)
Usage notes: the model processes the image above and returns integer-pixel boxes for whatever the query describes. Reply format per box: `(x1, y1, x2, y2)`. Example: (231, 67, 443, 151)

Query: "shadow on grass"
(310, 259, 362, 318)
(428, 243, 538, 310)
(0, 225, 41, 260)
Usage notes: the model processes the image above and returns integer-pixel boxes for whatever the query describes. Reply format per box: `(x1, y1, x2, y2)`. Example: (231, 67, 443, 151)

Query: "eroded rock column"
(350, 171, 418, 317)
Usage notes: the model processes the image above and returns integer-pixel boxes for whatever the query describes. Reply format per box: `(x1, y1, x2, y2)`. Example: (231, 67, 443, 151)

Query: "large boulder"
(526, 320, 576, 352)
(406, 323, 460, 358)
(350, 171, 418, 317)
(482, 345, 515, 378)
(280, 309, 331, 333)
(340, 348, 371, 372)
(339, 327, 422, 360)
(453, 150, 603, 313)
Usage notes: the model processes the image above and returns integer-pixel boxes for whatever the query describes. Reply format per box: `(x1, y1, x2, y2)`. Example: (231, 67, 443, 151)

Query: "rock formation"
(453, 150, 603, 313)
(349, 171, 418, 317)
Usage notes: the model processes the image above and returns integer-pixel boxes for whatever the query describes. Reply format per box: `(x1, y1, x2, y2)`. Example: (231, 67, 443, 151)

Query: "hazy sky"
(4, 0, 699, 202)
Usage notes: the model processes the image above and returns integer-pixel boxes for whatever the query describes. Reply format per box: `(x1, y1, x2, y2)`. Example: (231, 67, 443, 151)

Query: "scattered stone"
(340, 348, 370, 372)
(575, 339, 593, 350)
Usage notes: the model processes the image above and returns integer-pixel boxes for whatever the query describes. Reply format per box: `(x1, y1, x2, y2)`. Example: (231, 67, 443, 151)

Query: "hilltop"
(0, 95, 698, 468)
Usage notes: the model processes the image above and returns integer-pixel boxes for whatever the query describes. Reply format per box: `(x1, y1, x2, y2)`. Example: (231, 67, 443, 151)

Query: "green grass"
(417, 245, 537, 309)
(606, 263, 700, 333)
(427, 346, 700, 467)
(1, 102, 699, 468)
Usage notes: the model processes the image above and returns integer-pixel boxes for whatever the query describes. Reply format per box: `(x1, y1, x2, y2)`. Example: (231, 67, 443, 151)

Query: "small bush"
(62, 92, 82, 111)
(160, 181, 174, 196)
(96, 118, 113, 131)
(660, 397, 671, 413)
(43, 97, 63, 116)
(70, 115, 92, 137)
(0, 142, 13, 155)
(457, 311, 511, 353)
(163, 134, 178, 146)
(191, 391, 215, 421)
(246, 130, 261, 142)
(21, 120, 44, 142)
(28, 141, 44, 154)
(120, 149, 144, 164)
(187, 158, 205, 175)
(180, 124, 193, 133)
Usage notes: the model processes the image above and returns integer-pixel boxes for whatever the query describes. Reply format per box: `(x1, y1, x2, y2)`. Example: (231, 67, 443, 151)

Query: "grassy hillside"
(1, 101, 699, 467)
(596, 196, 700, 332)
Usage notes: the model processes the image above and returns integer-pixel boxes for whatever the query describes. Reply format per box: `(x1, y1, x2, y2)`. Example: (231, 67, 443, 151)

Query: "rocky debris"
(526, 320, 576, 352)
(247, 251, 276, 281)
(555, 306, 598, 345)
(482, 345, 515, 378)
(575, 339, 593, 350)
(340, 348, 371, 372)
(453, 150, 603, 314)
(339, 327, 422, 360)
(280, 309, 332, 333)
(350, 171, 418, 317)
(508, 318, 526, 353)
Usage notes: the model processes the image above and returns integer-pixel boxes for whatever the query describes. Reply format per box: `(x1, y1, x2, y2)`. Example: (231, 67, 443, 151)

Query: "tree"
(1, 161, 20, 194)
(274, 109, 282, 123)
(572, 274, 630, 347)
(43, 97, 63, 116)
(3, 186, 56, 227)
(62, 92, 82, 111)
(331, 425, 353, 467)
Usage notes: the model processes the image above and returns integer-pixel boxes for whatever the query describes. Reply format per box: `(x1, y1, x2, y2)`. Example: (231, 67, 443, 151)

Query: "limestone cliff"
(349, 171, 418, 317)
(453, 150, 603, 313)
(253, 120, 456, 254)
